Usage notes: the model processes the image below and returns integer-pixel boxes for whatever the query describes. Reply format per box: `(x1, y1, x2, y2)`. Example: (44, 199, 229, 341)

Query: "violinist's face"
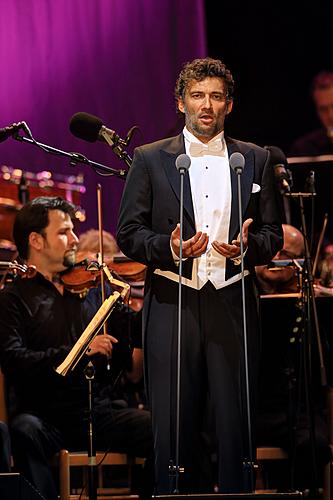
(36, 209, 79, 272)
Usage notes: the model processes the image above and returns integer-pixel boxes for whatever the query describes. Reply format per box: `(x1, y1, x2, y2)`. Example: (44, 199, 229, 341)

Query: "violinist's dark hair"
(13, 196, 75, 260)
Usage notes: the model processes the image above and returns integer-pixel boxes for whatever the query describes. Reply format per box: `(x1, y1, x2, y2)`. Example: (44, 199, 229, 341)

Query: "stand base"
(153, 493, 303, 499)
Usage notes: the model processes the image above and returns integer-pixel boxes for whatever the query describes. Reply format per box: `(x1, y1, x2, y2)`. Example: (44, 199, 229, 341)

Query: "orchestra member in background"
(255, 224, 304, 295)
(117, 57, 283, 494)
(0, 196, 153, 500)
(77, 228, 119, 260)
(77, 228, 145, 402)
(289, 71, 333, 156)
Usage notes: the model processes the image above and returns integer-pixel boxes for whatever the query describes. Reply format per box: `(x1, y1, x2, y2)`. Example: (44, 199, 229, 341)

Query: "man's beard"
(63, 249, 76, 268)
(185, 111, 222, 139)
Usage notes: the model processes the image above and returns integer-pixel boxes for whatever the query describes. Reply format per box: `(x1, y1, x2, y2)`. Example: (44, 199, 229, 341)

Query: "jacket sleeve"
(245, 148, 284, 266)
(117, 147, 180, 272)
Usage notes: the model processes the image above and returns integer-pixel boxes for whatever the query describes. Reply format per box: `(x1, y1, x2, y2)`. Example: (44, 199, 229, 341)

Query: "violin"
(0, 261, 37, 288)
(71, 251, 146, 283)
(59, 259, 101, 295)
(59, 256, 145, 311)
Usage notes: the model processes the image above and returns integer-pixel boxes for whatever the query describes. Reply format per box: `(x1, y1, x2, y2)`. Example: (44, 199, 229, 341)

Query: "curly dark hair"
(13, 196, 75, 260)
(175, 57, 234, 102)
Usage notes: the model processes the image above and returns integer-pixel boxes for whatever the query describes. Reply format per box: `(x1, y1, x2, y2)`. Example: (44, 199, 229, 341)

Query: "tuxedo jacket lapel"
(227, 140, 254, 241)
(160, 134, 196, 230)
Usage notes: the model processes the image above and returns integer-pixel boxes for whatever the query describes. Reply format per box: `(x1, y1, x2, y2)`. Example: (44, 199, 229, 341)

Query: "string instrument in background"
(59, 252, 145, 311)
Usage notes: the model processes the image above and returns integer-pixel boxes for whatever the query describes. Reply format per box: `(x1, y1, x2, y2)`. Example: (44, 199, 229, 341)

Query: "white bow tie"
(189, 140, 224, 157)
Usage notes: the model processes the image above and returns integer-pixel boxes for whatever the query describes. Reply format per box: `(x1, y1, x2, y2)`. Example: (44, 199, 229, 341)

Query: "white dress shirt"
(154, 127, 248, 289)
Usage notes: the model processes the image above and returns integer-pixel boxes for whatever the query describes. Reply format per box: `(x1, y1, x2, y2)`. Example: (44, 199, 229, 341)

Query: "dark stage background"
(0, 1, 332, 237)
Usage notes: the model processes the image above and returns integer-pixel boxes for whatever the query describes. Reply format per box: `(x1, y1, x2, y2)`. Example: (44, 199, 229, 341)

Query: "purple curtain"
(0, 0, 206, 234)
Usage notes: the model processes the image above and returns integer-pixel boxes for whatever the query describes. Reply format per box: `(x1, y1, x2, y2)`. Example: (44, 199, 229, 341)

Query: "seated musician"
(0, 196, 153, 500)
(255, 224, 304, 295)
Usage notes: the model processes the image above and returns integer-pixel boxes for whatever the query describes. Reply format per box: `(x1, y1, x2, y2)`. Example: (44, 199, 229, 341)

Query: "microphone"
(0, 121, 29, 144)
(175, 153, 191, 173)
(18, 172, 29, 205)
(265, 145, 292, 194)
(229, 152, 245, 174)
(305, 170, 315, 194)
(69, 112, 126, 147)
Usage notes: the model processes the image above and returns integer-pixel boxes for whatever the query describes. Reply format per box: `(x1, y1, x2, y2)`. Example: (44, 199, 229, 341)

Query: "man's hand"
(171, 224, 209, 258)
(212, 218, 253, 258)
(87, 334, 117, 357)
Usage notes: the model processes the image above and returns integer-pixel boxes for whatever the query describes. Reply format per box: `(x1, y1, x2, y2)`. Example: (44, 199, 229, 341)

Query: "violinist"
(0, 196, 153, 500)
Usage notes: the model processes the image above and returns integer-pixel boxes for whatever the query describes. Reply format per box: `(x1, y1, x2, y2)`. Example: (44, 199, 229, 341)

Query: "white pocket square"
(252, 183, 261, 193)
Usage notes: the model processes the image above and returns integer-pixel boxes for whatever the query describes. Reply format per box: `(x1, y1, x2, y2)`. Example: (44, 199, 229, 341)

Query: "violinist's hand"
(171, 224, 209, 258)
(87, 334, 117, 357)
(212, 218, 253, 258)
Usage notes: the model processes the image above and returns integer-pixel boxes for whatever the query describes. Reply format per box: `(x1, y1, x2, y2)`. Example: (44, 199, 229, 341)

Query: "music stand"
(55, 267, 130, 500)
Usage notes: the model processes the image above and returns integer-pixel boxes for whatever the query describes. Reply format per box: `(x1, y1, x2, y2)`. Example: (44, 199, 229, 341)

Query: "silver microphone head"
(175, 153, 191, 172)
(229, 152, 245, 174)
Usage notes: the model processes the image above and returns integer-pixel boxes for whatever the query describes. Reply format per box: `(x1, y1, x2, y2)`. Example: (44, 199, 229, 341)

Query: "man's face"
(39, 209, 79, 271)
(313, 85, 333, 131)
(178, 77, 233, 143)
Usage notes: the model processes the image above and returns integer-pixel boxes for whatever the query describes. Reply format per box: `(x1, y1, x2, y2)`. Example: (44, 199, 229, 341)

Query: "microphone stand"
(169, 163, 187, 494)
(286, 189, 327, 497)
(84, 361, 97, 500)
(234, 164, 255, 492)
(12, 132, 128, 179)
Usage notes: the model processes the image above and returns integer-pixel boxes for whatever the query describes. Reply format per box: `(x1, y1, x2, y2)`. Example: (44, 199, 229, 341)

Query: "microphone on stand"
(69, 112, 133, 168)
(18, 172, 29, 205)
(305, 170, 316, 194)
(229, 151, 245, 174)
(169, 152, 191, 494)
(70, 112, 127, 147)
(229, 151, 255, 492)
(175, 153, 191, 173)
(265, 145, 292, 195)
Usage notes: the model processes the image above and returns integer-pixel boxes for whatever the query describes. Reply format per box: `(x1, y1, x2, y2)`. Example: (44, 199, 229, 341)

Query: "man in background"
(289, 71, 333, 156)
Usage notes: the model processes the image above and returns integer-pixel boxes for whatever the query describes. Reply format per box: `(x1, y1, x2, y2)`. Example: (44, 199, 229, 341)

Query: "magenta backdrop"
(0, 0, 206, 234)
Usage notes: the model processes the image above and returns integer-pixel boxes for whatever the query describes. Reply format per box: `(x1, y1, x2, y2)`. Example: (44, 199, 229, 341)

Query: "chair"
(1, 369, 145, 499)
(51, 449, 145, 500)
(255, 446, 288, 491)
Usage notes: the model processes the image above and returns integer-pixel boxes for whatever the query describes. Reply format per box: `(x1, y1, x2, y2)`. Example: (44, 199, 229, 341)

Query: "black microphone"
(69, 112, 126, 147)
(229, 152, 245, 174)
(274, 164, 291, 194)
(18, 172, 29, 205)
(0, 121, 28, 143)
(305, 170, 315, 194)
(265, 145, 292, 194)
(175, 153, 191, 173)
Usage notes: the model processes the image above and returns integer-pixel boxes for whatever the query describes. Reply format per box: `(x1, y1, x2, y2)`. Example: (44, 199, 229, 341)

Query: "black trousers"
(10, 403, 153, 500)
(145, 276, 259, 494)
